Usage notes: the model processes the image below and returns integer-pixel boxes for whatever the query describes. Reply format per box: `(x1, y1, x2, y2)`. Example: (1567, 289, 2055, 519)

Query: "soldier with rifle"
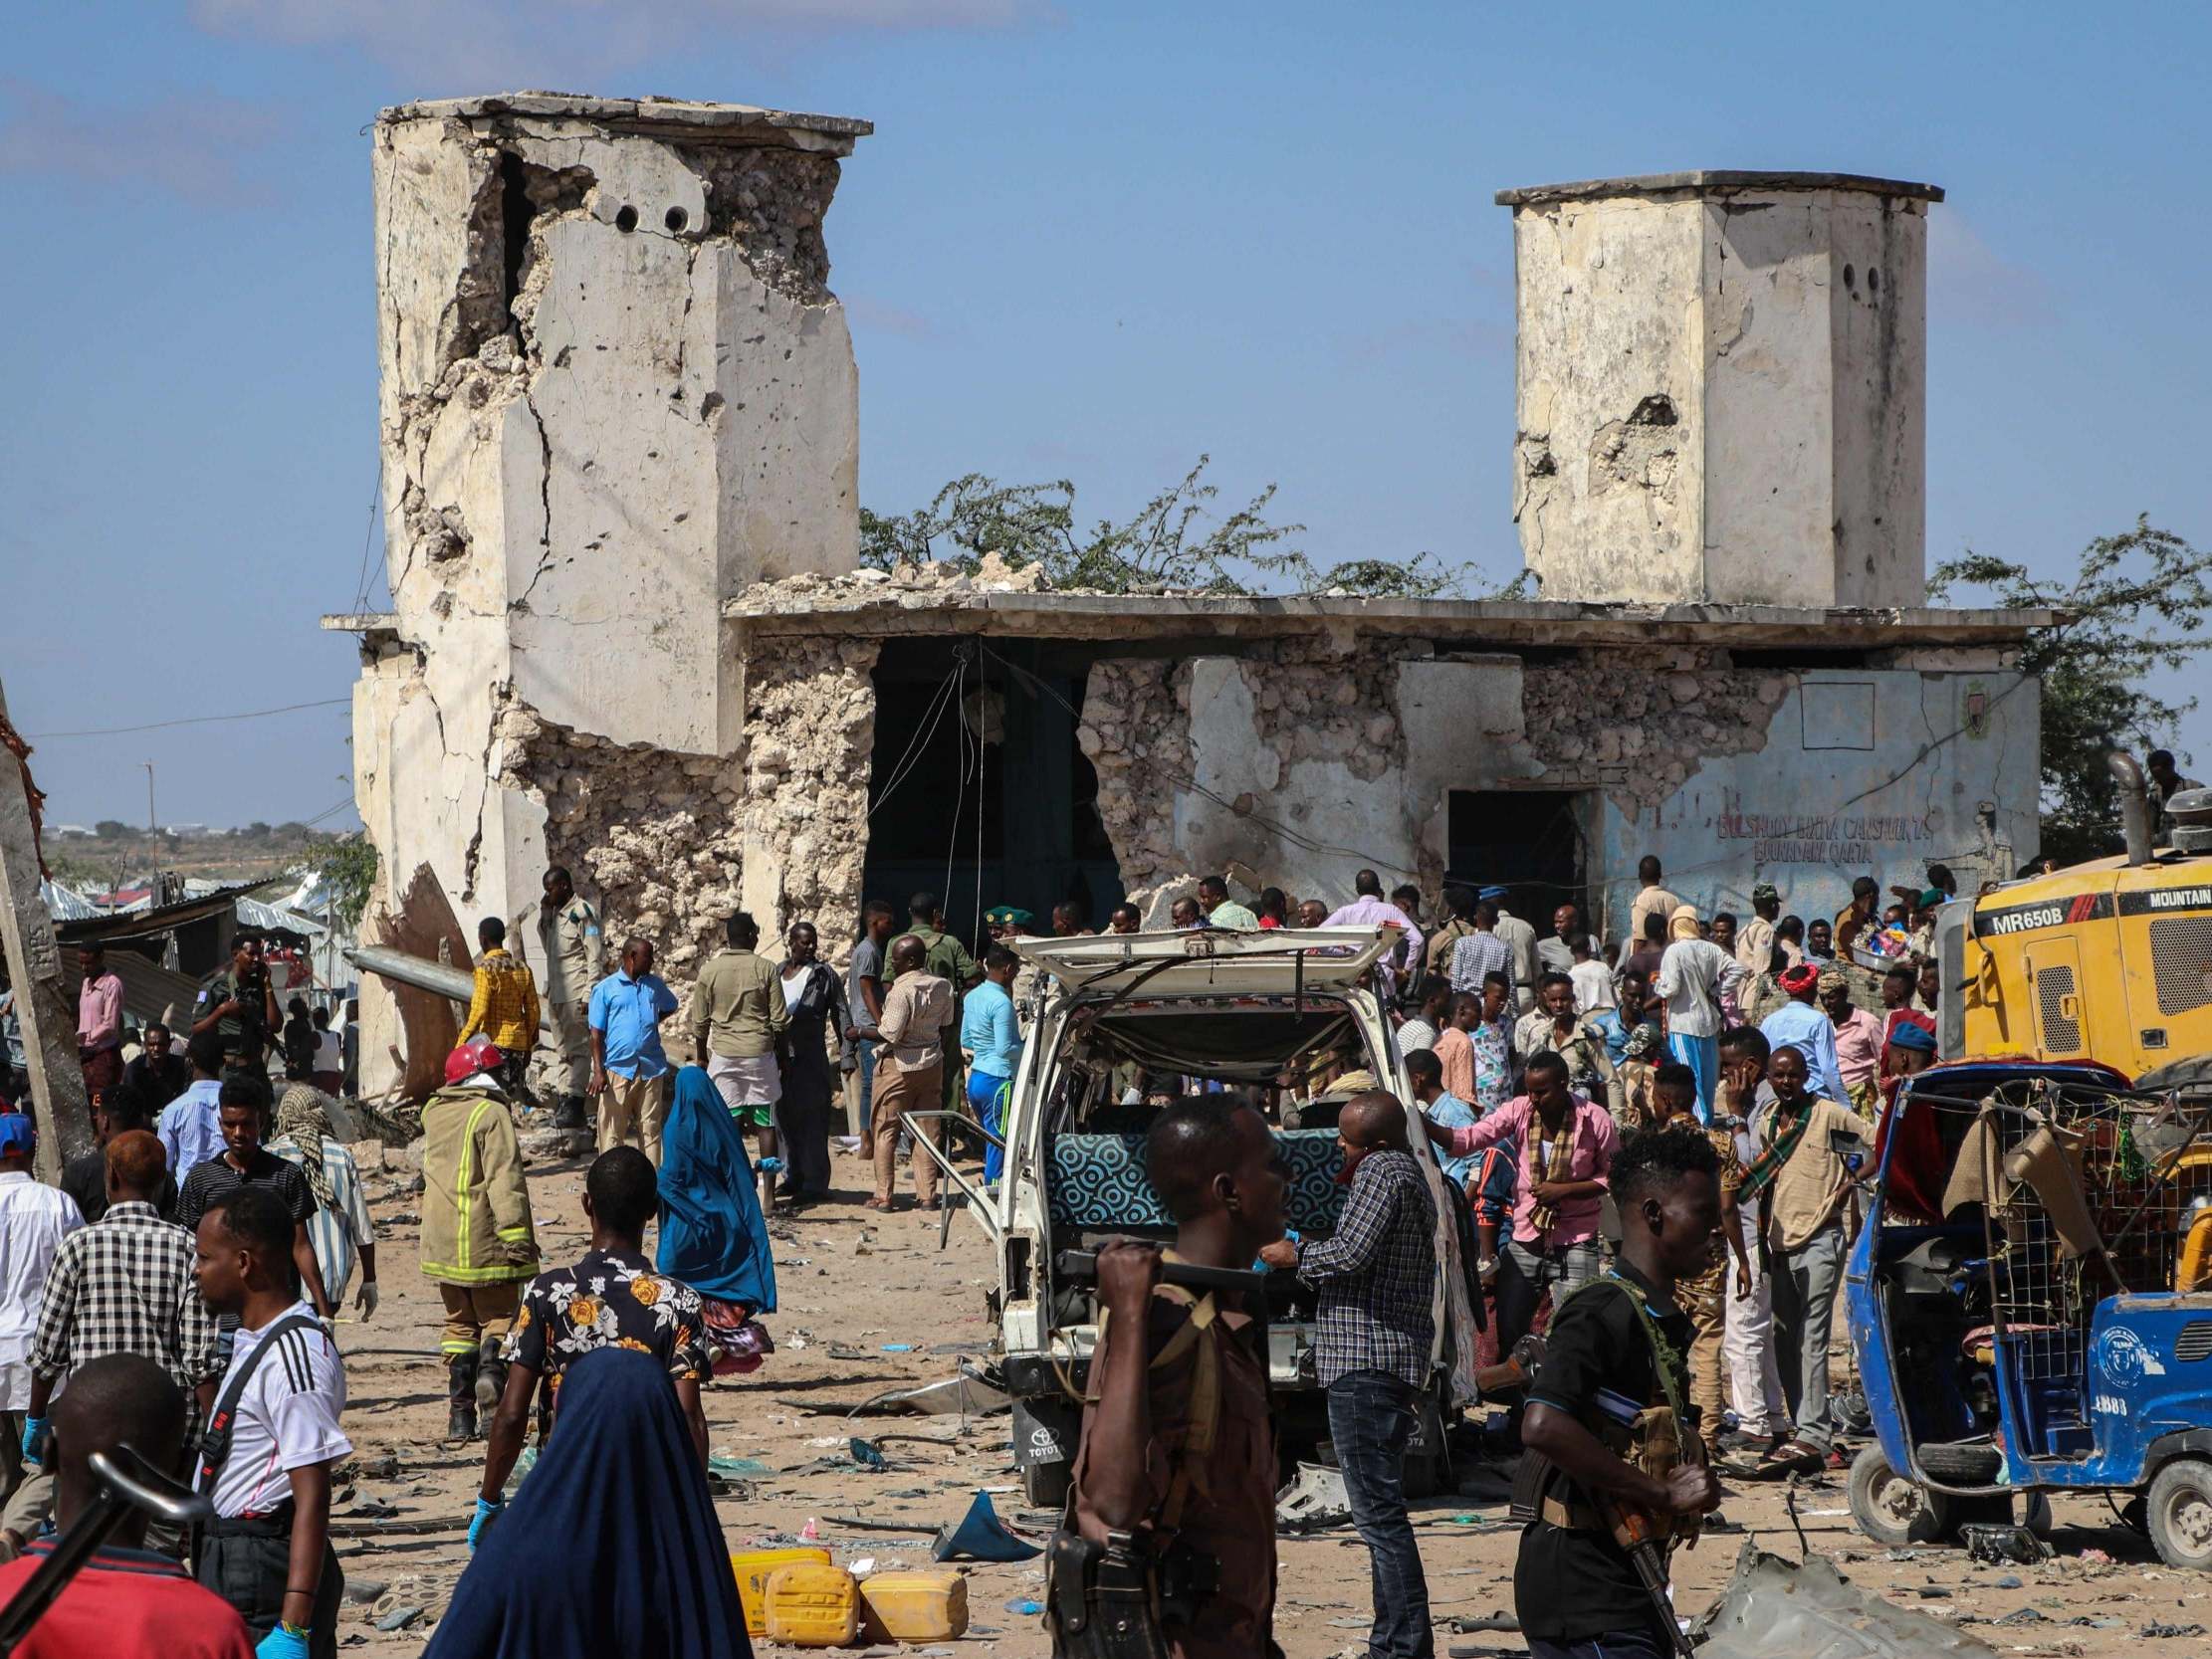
(1509, 1128, 1727, 1659)
(1050, 1096, 1287, 1659)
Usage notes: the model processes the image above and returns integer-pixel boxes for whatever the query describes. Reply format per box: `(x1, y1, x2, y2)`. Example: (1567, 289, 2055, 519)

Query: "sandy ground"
(330, 1135, 2212, 1658)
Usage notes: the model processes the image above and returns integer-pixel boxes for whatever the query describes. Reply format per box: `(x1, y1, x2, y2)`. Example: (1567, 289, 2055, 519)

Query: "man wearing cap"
(1759, 964, 1850, 1112)
(1882, 1020, 1938, 1108)
(1738, 884, 1781, 979)
(0, 1115, 82, 1506)
(1819, 968, 1884, 1116)
(418, 1042, 539, 1441)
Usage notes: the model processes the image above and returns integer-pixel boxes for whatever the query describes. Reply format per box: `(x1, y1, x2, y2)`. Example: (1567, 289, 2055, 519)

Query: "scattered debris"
(933, 1492, 1039, 1563)
(1960, 1523, 2054, 1565)
(1691, 1544, 1999, 1659)
(372, 1607, 424, 1633)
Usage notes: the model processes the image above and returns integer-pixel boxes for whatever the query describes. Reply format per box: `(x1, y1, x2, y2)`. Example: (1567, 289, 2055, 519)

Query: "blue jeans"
(855, 1041, 876, 1134)
(1528, 1631, 1670, 1659)
(1666, 1030, 1718, 1121)
(967, 1069, 1009, 1185)
(1327, 1370, 1431, 1659)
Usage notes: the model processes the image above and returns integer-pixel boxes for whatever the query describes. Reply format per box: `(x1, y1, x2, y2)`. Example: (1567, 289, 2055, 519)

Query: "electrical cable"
(865, 661, 962, 821)
(28, 698, 353, 739)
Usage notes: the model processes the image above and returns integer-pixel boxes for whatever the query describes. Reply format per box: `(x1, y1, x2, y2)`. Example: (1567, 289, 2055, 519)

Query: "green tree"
(308, 834, 381, 932)
(861, 457, 1472, 598)
(1929, 516, 2212, 867)
(94, 820, 129, 840)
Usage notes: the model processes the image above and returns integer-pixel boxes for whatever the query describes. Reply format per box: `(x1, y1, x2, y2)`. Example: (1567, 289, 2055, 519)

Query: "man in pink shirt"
(1323, 870, 1424, 1006)
(1423, 1051, 1619, 1355)
(1819, 966, 1884, 1116)
(77, 943, 124, 1099)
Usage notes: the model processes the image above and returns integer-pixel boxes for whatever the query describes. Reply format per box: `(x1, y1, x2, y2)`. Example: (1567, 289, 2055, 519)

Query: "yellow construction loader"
(1936, 755, 2212, 1085)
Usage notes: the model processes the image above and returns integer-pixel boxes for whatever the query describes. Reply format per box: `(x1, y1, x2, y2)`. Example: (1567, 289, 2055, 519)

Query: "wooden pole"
(0, 679, 96, 1181)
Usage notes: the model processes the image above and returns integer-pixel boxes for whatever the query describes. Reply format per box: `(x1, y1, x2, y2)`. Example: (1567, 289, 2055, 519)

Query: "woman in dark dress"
(774, 922, 849, 1203)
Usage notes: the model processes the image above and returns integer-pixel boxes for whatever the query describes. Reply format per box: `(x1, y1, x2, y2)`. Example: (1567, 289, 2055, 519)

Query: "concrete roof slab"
(1494, 170, 1943, 207)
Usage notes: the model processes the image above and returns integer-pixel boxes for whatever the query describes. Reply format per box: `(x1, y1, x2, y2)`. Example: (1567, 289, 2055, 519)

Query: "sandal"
(1748, 1439, 1827, 1480)
(863, 1195, 892, 1211)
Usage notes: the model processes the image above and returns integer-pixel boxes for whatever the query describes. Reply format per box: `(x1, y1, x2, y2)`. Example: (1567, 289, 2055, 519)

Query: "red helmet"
(444, 1037, 500, 1086)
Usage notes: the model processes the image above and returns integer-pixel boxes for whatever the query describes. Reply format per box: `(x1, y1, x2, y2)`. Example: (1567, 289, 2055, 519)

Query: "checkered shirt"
(1448, 931, 1510, 994)
(29, 1200, 219, 1434)
(1295, 1148, 1438, 1388)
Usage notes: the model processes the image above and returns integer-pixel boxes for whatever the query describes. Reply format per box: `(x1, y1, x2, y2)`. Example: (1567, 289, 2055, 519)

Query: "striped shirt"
(268, 1136, 375, 1301)
(199, 1300, 349, 1519)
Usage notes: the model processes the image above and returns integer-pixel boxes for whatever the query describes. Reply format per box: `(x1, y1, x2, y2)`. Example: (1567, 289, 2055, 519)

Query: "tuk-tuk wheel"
(2146, 1458, 2212, 1572)
(1849, 1444, 1946, 1547)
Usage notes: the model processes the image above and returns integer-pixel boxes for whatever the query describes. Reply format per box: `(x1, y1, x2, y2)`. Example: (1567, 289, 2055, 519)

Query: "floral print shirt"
(506, 1247, 711, 1426)
(1469, 1018, 1513, 1112)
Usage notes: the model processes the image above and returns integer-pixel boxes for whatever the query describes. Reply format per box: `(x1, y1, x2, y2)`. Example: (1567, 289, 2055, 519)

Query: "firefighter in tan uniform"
(511, 865, 603, 1130)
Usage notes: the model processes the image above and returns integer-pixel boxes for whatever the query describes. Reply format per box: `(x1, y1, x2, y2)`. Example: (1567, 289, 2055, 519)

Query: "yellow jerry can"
(762, 1562, 861, 1648)
(729, 1547, 832, 1638)
(858, 1569, 971, 1641)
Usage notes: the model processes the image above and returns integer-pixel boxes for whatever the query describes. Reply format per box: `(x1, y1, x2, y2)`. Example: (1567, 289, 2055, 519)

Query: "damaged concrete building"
(328, 102, 2048, 1096)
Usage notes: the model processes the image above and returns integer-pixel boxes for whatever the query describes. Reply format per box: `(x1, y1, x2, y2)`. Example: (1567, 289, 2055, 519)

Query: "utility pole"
(0, 678, 96, 1180)
(144, 758, 159, 906)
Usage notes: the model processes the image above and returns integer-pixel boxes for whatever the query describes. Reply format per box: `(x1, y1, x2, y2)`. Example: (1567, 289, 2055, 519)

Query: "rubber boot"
(476, 1337, 508, 1425)
(446, 1352, 479, 1442)
(553, 1093, 586, 1131)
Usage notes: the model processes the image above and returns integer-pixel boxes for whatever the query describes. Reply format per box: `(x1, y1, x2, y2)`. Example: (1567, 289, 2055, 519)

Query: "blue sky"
(3, 2, 2208, 831)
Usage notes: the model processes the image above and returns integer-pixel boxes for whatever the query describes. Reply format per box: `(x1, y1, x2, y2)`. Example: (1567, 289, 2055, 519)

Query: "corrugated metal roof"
(40, 882, 101, 922)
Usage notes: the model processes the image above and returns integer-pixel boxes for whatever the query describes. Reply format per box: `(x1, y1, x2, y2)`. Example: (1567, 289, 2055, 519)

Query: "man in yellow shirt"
(459, 918, 542, 1100)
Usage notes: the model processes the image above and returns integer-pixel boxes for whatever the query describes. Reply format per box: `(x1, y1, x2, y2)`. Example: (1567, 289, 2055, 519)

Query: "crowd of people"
(0, 843, 1966, 1659)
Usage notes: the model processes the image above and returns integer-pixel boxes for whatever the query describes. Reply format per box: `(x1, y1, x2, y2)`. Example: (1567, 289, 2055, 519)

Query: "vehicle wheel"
(1915, 1439, 2005, 1483)
(1850, 1444, 1948, 1547)
(2021, 1490, 2054, 1538)
(2146, 1459, 2212, 1571)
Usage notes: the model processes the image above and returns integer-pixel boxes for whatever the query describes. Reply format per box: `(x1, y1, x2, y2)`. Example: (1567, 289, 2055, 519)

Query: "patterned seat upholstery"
(1046, 1128, 1346, 1234)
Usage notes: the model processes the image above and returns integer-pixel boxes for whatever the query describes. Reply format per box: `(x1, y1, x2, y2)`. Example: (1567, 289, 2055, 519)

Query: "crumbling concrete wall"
(1503, 173, 1935, 609)
(350, 95, 870, 1094)
(736, 635, 877, 955)
(1076, 639, 2029, 944)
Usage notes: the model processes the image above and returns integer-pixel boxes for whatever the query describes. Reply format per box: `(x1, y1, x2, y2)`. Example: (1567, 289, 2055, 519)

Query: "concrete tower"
(1498, 170, 1940, 608)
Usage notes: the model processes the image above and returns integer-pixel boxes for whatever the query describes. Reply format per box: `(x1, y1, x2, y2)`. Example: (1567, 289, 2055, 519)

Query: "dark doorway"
(1446, 790, 1590, 931)
(862, 637, 1124, 951)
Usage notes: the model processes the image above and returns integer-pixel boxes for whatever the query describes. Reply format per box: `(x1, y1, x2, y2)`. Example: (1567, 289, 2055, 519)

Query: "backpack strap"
(1085, 1282, 1224, 1538)
(195, 1314, 325, 1492)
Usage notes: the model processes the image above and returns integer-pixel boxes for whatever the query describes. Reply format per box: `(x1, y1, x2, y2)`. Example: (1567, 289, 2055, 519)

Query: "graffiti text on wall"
(1713, 797, 1936, 868)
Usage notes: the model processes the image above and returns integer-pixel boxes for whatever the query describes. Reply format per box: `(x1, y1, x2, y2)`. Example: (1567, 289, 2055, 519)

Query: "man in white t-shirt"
(192, 1185, 348, 1659)
(0, 1114, 83, 1503)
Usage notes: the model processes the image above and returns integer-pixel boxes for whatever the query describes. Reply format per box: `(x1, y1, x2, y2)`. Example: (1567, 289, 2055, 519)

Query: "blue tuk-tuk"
(1847, 1058, 2212, 1567)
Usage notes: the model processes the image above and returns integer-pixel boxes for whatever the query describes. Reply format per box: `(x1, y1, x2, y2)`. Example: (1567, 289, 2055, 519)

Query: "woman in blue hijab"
(427, 1347, 749, 1659)
(658, 1065, 777, 1346)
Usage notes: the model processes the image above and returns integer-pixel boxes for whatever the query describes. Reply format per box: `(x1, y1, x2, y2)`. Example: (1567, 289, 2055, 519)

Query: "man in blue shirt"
(587, 936, 680, 1166)
(960, 945, 1023, 1187)
(1404, 1050, 1477, 1185)
(1758, 962, 1850, 1110)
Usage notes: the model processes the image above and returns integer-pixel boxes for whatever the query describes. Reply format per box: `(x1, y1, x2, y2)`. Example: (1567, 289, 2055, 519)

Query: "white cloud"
(1928, 209, 2055, 329)
(190, 0, 1042, 81)
(0, 79, 283, 204)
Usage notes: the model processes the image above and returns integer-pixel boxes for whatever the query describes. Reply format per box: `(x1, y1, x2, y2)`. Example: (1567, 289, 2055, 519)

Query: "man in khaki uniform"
(512, 865, 602, 1131)
(687, 912, 788, 1164)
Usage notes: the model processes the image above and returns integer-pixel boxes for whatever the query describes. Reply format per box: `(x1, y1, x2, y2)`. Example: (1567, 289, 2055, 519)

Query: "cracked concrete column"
(1499, 170, 1938, 608)
(354, 94, 871, 1094)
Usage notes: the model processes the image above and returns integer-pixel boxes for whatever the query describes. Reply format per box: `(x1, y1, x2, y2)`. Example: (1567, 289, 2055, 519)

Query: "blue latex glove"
(18, 1418, 45, 1467)
(469, 1495, 503, 1552)
(255, 1623, 310, 1659)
